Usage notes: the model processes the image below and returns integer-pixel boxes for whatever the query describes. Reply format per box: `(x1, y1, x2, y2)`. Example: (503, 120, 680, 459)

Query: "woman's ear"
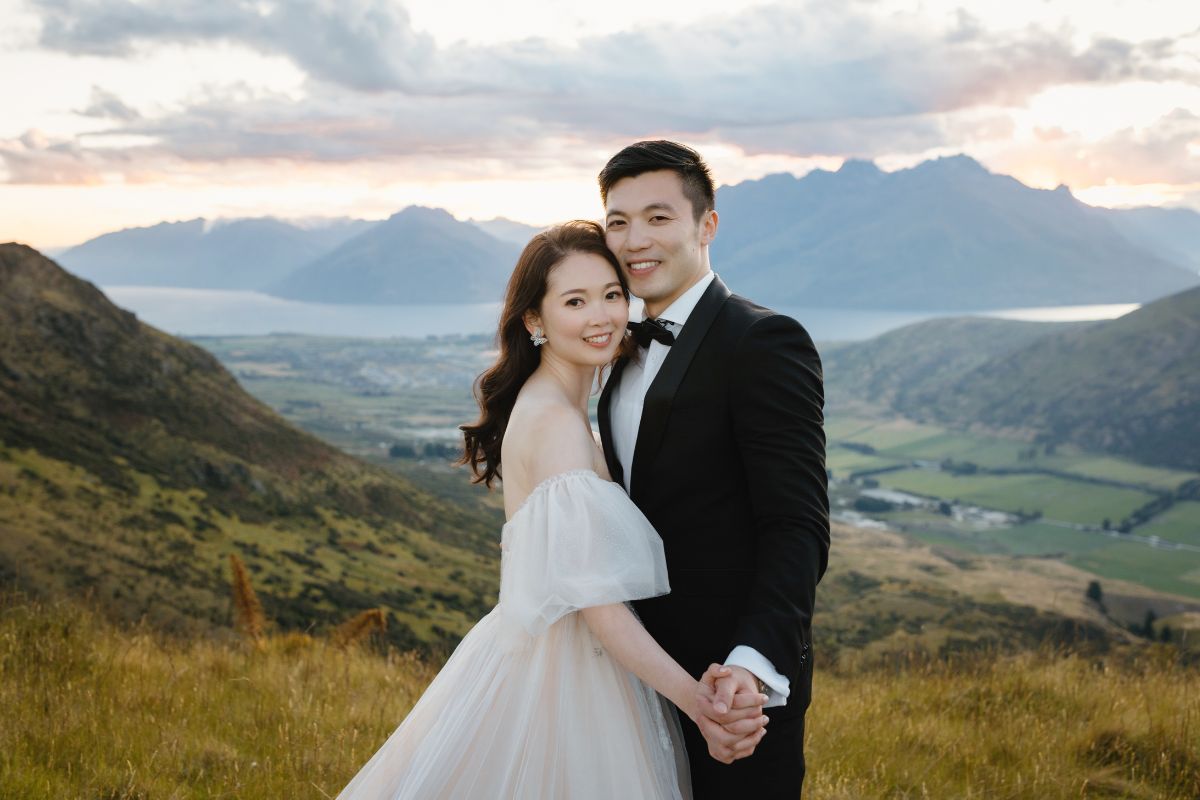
(523, 309, 542, 336)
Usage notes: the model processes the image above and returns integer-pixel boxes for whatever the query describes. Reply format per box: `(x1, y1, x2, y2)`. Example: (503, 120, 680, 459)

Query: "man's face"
(603, 170, 717, 317)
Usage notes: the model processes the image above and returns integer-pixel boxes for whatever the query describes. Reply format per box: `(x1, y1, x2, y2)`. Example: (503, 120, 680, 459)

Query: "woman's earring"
(530, 327, 547, 347)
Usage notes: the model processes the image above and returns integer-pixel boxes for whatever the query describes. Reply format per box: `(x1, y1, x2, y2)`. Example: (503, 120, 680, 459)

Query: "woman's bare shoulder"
(505, 395, 595, 486)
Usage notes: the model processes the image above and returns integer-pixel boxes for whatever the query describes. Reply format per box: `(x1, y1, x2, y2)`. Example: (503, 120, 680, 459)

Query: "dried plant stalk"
(331, 608, 387, 648)
(228, 553, 266, 641)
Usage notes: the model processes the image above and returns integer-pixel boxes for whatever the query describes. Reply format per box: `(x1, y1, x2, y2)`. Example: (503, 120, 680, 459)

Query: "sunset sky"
(1, 0, 1197, 249)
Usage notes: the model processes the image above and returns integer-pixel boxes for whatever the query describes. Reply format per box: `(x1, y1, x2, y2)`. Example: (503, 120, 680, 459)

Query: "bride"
(334, 221, 767, 799)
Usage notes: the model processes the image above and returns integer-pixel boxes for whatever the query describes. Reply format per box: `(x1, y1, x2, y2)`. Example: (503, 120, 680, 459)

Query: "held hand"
(696, 665, 767, 726)
(701, 664, 767, 719)
(693, 665, 769, 764)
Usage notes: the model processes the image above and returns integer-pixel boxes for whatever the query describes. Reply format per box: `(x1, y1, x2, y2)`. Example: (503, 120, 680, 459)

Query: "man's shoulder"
(722, 292, 812, 342)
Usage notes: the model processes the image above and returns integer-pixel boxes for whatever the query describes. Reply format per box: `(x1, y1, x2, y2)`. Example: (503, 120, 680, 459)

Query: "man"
(597, 140, 829, 798)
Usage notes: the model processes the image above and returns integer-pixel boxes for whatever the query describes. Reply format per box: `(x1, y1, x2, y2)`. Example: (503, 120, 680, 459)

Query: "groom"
(597, 141, 830, 798)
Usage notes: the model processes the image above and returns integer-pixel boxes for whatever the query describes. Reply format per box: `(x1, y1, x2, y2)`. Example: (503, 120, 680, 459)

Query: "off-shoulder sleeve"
(499, 470, 670, 636)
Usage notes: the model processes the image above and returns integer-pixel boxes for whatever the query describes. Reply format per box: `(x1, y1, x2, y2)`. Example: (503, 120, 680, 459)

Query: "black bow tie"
(628, 318, 676, 348)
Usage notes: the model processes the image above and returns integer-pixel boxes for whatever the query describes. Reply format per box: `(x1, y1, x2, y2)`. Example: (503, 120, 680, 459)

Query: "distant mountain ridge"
(47, 155, 1200, 309)
(58, 217, 371, 291)
(269, 206, 520, 304)
(712, 155, 1198, 309)
(823, 283, 1200, 470)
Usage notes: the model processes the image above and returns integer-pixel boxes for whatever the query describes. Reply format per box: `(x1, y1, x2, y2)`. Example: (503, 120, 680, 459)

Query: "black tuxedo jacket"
(599, 275, 829, 718)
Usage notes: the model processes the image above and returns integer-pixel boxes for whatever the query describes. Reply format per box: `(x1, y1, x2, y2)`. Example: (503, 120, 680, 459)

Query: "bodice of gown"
(498, 469, 670, 636)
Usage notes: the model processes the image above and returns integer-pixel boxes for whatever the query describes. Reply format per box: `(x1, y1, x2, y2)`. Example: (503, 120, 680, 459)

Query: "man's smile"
(628, 260, 661, 274)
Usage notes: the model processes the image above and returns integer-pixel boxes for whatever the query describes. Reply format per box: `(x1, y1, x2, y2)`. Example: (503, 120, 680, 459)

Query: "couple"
(335, 141, 829, 799)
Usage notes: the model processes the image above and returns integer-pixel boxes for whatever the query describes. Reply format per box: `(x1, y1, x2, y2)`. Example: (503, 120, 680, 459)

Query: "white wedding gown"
(334, 469, 692, 799)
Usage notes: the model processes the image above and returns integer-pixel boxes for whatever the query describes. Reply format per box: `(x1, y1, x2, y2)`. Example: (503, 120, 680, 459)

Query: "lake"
(102, 286, 1140, 343)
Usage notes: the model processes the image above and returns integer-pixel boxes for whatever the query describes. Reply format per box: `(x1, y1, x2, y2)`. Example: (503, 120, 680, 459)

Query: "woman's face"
(530, 251, 628, 367)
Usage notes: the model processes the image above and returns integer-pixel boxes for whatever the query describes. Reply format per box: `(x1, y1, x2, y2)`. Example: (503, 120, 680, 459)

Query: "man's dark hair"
(598, 140, 715, 222)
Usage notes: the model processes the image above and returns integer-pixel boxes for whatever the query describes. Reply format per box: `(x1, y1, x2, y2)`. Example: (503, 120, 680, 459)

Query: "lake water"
(103, 286, 1140, 343)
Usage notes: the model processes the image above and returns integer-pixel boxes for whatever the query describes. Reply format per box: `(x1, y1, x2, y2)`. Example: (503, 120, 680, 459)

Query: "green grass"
(895, 519, 1111, 558)
(877, 469, 1155, 526)
(826, 448, 901, 476)
(836, 420, 948, 450)
(1137, 502, 1200, 548)
(883, 516, 1200, 601)
(1066, 541, 1200, 600)
(1040, 453, 1199, 491)
(878, 430, 1034, 467)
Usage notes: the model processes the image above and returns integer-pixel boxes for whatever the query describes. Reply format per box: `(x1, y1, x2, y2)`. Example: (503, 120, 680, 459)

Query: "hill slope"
(823, 285, 1200, 469)
(1103, 205, 1200, 274)
(0, 243, 500, 650)
(269, 206, 520, 304)
(912, 285, 1200, 469)
(713, 156, 1198, 309)
(821, 316, 1078, 412)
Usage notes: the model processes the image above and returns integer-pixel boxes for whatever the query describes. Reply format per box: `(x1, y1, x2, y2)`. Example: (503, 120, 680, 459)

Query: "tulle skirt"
(335, 605, 691, 799)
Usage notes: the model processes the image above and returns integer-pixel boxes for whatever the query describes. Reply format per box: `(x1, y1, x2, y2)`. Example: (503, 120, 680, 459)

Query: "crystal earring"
(530, 327, 547, 346)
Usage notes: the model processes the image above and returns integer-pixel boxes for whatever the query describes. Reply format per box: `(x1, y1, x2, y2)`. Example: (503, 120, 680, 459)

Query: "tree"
(1142, 608, 1158, 638)
(1085, 580, 1104, 607)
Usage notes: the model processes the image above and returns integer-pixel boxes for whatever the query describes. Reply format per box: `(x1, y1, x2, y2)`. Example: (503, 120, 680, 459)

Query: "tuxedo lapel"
(597, 355, 627, 487)
(630, 275, 731, 500)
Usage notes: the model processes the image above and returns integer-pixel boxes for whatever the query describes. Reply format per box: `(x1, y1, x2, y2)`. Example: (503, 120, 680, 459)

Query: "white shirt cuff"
(725, 645, 790, 708)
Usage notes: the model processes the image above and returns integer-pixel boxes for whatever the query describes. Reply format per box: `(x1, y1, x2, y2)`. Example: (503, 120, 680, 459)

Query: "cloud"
(77, 85, 140, 120)
(1002, 108, 1200, 187)
(9, 0, 1197, 184)
(0, 129, 106, 183)
(33, 0, 436, 91)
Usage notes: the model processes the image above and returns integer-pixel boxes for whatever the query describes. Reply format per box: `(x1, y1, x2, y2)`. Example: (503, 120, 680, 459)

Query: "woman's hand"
(691, 664, 770, 763)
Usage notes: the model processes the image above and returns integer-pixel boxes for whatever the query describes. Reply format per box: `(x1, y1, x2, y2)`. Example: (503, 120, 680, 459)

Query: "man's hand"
(693, 664, 769, 764)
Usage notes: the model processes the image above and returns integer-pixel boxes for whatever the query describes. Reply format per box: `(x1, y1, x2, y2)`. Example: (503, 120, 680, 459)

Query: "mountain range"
(0, 243, 500, 650)
(58, 216, 372, 291)
(821, 283, 1200, 470)
(711, 156, 1198, 308)
(51, 155, 1200, 309)
(269, 206, 520, 304)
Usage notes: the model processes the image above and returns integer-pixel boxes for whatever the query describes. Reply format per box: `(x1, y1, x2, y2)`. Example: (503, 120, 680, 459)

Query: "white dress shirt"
(608, 270, 790, 707)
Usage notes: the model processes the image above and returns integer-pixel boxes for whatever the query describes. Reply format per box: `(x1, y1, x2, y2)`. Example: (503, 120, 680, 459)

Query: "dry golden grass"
(806, 650, 1199, 798)
(1, 589, 1196, 799)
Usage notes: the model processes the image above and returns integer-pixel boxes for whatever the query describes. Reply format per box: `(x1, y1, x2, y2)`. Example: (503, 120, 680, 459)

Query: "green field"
(1067, 539, 1200, 599)
(878, 468, 1156, 526)
(825, 447, 900, 475)
(1136, 501, 1200, 548)
(1039, 454, 1198, 491)
(824, 416, 1200, 599)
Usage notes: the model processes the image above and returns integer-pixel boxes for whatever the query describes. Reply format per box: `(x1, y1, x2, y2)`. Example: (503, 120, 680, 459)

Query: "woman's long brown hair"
(459, 220, 631, 488)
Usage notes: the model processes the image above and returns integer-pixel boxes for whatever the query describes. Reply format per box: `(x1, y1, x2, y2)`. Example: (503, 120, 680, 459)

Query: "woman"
(334, 221, 765, 799)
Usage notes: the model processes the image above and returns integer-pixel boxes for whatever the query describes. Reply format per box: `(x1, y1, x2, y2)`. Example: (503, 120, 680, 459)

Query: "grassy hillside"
(823, 285, 1200, 470)
(927, 288, 1198, 469)
(0, 243, 501, 652)
(821, 316, 1076, 414)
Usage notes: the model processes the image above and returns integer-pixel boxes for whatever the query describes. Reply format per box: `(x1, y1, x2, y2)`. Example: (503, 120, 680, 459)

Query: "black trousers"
(680, 711, 806, 799)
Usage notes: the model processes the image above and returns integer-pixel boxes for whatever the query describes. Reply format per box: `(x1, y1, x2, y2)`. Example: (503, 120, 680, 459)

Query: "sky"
(1, 0, 1198, 249)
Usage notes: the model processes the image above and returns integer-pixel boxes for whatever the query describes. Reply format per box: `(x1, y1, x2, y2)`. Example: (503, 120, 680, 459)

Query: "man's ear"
(700, 209, 718, 246)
